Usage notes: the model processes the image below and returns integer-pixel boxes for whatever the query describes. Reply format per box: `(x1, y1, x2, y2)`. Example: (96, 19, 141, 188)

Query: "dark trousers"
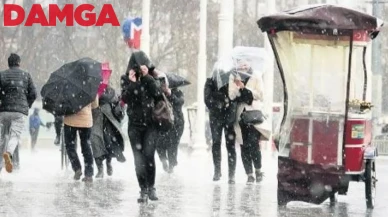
(128, 125, 158, 191)
(157, 123, 184, 167)
(64, 125, 94, 177)
(54, 116, 63, 138)
(95, 155, 112, 168)
(209, 115, 236, 177)
(29, 127, 39, 149)
(239, 122, 262, 175)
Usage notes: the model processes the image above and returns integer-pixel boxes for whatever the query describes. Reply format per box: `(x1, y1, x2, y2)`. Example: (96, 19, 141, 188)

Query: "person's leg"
(106, 155, 113, 176)
(210, 114, 223, 181)
(128, 127, 148, 192)
(6, 114, 26, 155)
(144, 127, 158, 201)
(0, 115, 6, 170)
(168, 123, 184, 171)
(54, 117, 63, 145)
(78, 127, 94, 181)
(239, 122, 254, 184)
(31, 128, 39, 150)
(156, 132, 168, 172)
(4, 114, 26, 173)
(224, 124, 236, 183)
(95, 156, 104, 178)
(245, 127, 262, 182)
(64, 125, 82, 179)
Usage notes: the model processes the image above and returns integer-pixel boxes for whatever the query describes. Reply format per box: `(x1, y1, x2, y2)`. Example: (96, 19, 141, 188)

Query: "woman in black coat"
(121, 50, 164, 203)
(156, 87, 185, 173)
(91, 86, 126, 178)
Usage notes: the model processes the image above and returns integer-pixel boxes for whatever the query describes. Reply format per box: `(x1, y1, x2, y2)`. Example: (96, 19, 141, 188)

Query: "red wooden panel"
(290, 119, 309, 143)
(290, 145, 308, 163)
(345, 147, 364, 172)
(312, 120, 339, 165)
(290, 119, 309, 163)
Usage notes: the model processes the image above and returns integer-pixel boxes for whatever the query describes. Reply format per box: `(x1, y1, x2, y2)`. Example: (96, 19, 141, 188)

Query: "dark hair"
(8, 53, 21, 67)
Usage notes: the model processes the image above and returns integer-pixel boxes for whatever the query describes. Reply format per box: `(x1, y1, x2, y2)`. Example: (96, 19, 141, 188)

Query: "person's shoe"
(117, 154, 126, 163)
(228, 175, 236, 184)
(148, 188, 159, 201)
(54, 136, 60, 145)
(247, 174, 255, 185)
(255, 170, 264, 183)
(137, 190, 149, 203)
(213, 172, 222, 181)
(3, 152, 13, 173)
(95, 167, 104, 179)
(162, 160, 168, 172)
(168, 165, 174, 174)
(74, 169, 82, 180)
(106, 162, 113, 176)
(82, 176, 93, 183)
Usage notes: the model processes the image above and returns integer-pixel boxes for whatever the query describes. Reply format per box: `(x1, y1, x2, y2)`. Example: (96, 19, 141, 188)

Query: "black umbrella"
(41, 57, 102, 116)
(166, 73, 191, 89)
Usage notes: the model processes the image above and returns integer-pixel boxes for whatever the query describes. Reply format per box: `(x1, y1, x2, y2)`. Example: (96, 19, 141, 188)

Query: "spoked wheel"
(365, 159, 377, 209)
(329, 192, 337, 206)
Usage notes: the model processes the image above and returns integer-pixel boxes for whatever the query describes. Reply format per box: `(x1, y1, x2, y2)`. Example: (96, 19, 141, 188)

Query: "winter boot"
(95, 166, 104, 179)
(161, 160, 168, 172)
(3, 152, 13, 173)
(148, 188, 159, 201)
(246, 174, 255, 185)
(228, 174, 236, 184)
(255, 169, 264, 183)
(74, 169, 82, 181)
(82, 176, 93, 183)
(106, 160, 113, 176)
(168, 165, 174, 174)
(137, 189, 149, 203)
(54, 136, 60, 145)
(213, 170, 222, 182)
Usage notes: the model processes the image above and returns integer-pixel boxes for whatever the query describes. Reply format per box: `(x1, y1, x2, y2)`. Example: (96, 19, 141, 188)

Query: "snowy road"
(0, 142, 387, 217)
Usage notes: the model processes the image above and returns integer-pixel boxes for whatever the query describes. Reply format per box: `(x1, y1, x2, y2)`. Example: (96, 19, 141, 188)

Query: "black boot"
(137, 189, 149, 203)
(161, 160, 168, 172)
(95, 165, 104, 179)
(95, 158, 104, 178)
(106, 159, 113, 176)
(54, 136, 60, 145)
(148, 188, 159, 201)
(213, 168, 222, 181)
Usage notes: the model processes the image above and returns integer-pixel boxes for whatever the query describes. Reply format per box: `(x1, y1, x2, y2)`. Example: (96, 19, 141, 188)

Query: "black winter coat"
(121, 74, 162, 127)
(0, 67, 37, 115)
(204, 78, 237, 126)
(168, 88, 184, 126)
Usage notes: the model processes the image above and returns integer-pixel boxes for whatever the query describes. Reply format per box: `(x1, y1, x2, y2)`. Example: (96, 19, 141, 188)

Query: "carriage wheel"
(329, 192, 336, 206)
(277, 189, 289, 206)
(365, 159, 376, 209)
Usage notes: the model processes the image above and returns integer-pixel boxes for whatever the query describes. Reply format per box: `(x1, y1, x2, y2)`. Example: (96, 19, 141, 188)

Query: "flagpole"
(141, 0, 150, 55)
(193, 0, 208, 150)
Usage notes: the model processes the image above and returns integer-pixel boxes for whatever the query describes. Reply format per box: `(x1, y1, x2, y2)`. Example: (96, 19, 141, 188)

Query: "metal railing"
(373, 135, 388, 156)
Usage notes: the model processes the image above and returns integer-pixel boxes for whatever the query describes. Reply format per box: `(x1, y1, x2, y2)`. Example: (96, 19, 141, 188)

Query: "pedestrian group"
(0, 50, 269, 203)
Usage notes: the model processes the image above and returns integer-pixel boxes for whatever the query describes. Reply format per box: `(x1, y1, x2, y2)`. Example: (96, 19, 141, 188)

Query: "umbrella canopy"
(258, 4, 383, 36)
(212, 46, 269, 89)
(41, 57, 102, 116)
(166, 73, 191, 89)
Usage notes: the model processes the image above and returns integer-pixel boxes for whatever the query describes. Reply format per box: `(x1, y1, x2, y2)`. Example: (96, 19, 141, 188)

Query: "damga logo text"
(3, 4, 120, 26)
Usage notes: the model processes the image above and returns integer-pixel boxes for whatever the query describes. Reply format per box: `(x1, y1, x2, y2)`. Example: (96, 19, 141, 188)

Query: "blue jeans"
(64, 125, 93, 177)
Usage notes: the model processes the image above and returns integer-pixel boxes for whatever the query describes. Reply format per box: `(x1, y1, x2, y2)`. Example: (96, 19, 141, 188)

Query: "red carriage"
(258, 4, 383, 209)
